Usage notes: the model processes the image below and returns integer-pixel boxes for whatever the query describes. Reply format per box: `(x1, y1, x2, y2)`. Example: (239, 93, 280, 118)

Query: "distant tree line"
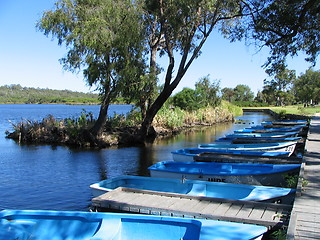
(0, 84, 100, 104)
(173, 68, 320, 109)
(255, 68, 320, 107)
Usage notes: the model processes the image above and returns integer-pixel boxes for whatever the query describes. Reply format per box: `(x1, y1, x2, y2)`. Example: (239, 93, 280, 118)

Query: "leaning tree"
(138, 0, 255, 140)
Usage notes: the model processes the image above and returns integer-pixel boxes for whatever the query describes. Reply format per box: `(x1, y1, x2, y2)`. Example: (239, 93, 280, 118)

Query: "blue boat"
(249, 124, 306, 129)
(90, 175, 296, 203)
(216, 136, 302, 144)
(0, 209, 268, 240)
(261, 120, 308, 126)
(234, 126, 302, 133)
(149, 161, 301, 186)
(198, 141, 297, 156)
(172, 148, 291, 162)
(226, 131, 300, 138)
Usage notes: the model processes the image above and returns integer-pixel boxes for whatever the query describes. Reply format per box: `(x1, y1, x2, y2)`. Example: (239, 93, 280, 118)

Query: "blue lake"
(0, 104, 273, 211)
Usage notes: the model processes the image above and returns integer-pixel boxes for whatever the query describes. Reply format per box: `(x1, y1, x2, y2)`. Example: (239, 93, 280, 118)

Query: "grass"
(244, 105, 320, 116)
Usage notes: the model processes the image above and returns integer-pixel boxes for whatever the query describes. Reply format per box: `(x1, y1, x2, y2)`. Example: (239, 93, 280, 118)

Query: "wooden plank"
(190, 200, 210, 213)
(224, 203, 243, 217)
(213, 202, 233, 216)
(199, 201, 222, 214)
(235, 204, 254, 219)
(261, 208, 278, 222)
(248, 207, 266, 220)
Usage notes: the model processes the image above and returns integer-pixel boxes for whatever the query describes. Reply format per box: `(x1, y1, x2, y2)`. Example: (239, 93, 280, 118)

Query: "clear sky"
(1, 0, 318, 95)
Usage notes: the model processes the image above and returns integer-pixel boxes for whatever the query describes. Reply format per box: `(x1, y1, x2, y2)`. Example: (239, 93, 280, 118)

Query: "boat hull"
(230, 137, 301, 144)
(226, 131, 300, 138)
(149, 161, 300, 187)
(235, 127, 302, 133)
(261, 120, 308, 126)
(198, 142, 297, 156)
(0, 210, 267, 240)
(172, 148, 291, 162)
(90, 175, 296, 203)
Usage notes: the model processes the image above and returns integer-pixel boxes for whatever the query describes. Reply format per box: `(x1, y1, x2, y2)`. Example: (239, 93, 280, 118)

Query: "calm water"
(0, 104, 273, 211)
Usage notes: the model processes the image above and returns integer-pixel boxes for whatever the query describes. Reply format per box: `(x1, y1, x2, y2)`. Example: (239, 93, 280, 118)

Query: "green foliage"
(154, 106, 185, 129)
(277, 110, 287, 120)
(123, 109, 143, 127)
(250, 0, 320, 73)
(222, 85, 254, 103)
(233, 84, 254, 102)
(0, 84, 99, 104)
(293, 68, 320, 106)
(221, 87, 234, 102)
(233, 101, 268, 107)
(154, 101, 240, 130)
(37, 0, 147, 136)
(264, 68, 296, 92)
(269, 228, 287, 240)
(283, 173, 298, 188)
(172, 76, 221, 111)
(220, 100, 242, 117)
(172, 88, 198, 111)
(64, 110, 95, 137)
(195, 76, 221, 108)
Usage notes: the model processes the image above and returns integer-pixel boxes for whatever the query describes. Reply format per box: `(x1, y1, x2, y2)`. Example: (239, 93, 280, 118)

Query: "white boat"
(198, 141, 297, 156)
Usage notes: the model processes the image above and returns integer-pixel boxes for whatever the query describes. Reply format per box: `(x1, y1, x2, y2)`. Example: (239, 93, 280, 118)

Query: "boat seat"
(0, 220, 36, 240)
(187, 183, 206, 196)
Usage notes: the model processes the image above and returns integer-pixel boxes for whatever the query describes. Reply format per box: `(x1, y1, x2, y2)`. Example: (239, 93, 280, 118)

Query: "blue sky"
(1, 0, 318, 95)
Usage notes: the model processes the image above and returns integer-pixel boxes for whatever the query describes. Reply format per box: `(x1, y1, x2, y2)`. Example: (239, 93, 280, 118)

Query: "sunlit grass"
(244, 105, 320, 116)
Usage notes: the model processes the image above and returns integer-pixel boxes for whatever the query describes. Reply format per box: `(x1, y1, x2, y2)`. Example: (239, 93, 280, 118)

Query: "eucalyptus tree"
(267, 69, 296, 92)
(221, 87, 235, 102)
(37, 0, 146, 142)
(139, 0, 257, 139)
(249, 0, 320, 73)
(195, 75, 221, 107)
(233, 84, 254, 102)
(263, 68, 295, 106)
(294, 68, 320, 106)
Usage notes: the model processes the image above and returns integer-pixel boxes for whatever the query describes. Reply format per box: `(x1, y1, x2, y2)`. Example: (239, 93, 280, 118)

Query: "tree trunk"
(139, 74, 182, 141)
(90, 96, 110, 138)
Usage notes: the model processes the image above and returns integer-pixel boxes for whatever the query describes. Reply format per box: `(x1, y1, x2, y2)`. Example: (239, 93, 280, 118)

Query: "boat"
(261, 120, 308, 126)
(194, 151, 302, 165)
(172, 148, 291, 162)
(216, 136, 302, 144)
(225, 131, 300, 138)
(198, 141, 297, 156)
(249, 124, 306, 129)
(148, 161, 301, 186)
(90, 175, 296, 203)
(0, 209, 268, 240)
(234, 126, 302, 133)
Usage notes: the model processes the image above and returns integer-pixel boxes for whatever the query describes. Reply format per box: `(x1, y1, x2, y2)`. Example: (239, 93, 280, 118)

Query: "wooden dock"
(92, 187, 292, 227)
(287, 116, 320, 239)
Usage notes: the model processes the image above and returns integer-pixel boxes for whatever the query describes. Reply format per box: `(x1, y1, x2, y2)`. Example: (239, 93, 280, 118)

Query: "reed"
(153, 101, 241, 129)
